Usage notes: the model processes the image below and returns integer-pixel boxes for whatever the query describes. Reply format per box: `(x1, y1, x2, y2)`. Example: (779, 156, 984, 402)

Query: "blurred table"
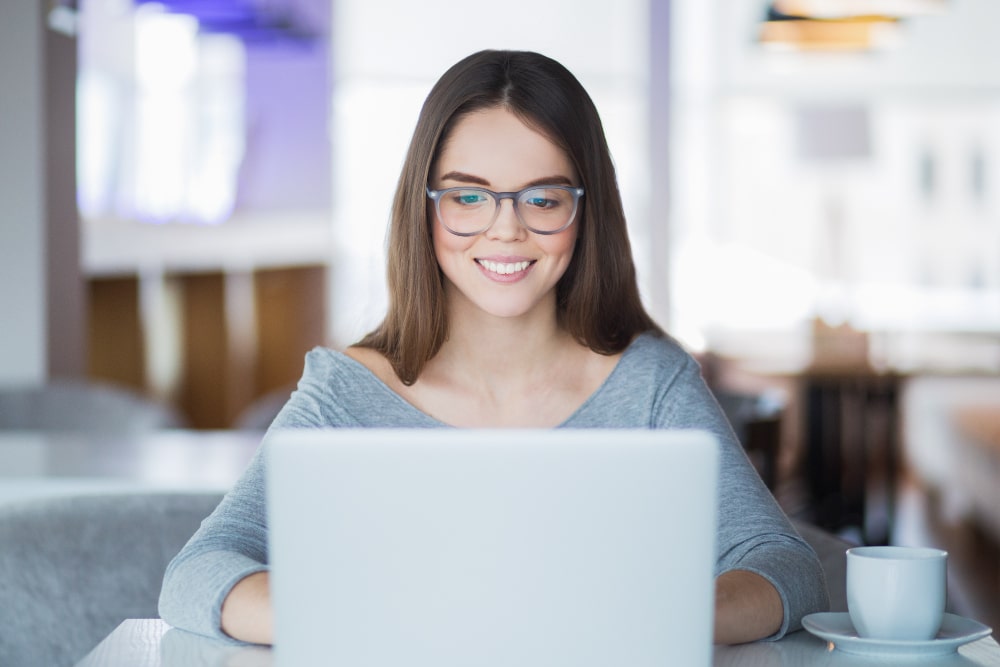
(77, 619, 1000, 666)
(952, 405, 1000, 544)
(0, 430, 261, 504)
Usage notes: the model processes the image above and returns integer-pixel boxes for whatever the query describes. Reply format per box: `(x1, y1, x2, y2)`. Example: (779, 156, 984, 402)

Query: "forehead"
(434, 108, 576, 186)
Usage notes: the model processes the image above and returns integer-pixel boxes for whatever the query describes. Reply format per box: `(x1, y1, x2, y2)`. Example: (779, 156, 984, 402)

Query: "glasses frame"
(426, 184, 585, 237)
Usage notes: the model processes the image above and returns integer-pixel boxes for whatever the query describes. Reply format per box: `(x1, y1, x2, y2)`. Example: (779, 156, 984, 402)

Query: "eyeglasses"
(426, 184, 585, 236)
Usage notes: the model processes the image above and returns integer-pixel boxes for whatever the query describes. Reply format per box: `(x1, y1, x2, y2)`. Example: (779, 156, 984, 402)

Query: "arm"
(221, 571, 274, 644)
(714, 570, 783, 645)
(157, 446, 270, 642)
(159, 347, 441, 641)
(159, 350, 338, 641)
(649, 346, 829, 640)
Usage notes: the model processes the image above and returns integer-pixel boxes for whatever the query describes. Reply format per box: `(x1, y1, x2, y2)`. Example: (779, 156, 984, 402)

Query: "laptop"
(266, 428, 719, 666)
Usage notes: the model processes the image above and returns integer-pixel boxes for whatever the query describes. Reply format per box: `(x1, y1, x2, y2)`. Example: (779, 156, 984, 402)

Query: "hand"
(713, 569, 783, 644)
(221, 570, 273, 644)
(219, 568, 782, 646)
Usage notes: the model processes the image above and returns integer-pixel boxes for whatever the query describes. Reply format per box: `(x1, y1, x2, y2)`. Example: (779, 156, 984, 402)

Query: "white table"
(0, 429, 261, 503)
(78, 619, 1000, 667)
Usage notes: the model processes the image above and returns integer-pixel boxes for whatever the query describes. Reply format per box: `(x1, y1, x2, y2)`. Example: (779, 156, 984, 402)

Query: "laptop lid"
(267, 428, 719, 667)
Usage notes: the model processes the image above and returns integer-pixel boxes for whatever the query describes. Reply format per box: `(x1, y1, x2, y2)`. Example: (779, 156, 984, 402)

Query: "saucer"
(802, 612, 993, 657)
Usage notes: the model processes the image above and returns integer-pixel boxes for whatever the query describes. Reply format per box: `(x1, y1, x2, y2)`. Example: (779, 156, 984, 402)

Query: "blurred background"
(1, 0, 998, 631)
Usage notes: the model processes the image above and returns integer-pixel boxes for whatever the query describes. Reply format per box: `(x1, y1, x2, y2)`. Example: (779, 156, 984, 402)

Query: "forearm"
(713, 570, 783, 645)
(221, 571, 274, 644)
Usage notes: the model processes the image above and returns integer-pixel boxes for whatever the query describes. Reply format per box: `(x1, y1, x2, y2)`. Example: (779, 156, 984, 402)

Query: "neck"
(432, 291, 571, 386)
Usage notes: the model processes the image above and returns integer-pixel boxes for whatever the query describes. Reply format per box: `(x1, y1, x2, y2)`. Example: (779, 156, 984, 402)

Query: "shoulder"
(568, 331, 705, 428)
(268, 346, 393, 428)
(301, 346, 370, 382)
(342, 346, 393, 377)
(342, 346, 409, 395)
(281, 345, 438, 428)
(609, 332, 708, 413)
(298, 345, 408, 395)
(618, 331, 701, 381)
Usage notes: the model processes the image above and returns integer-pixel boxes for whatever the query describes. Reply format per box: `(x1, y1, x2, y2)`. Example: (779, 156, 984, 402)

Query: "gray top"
(158, 333, 829, 641)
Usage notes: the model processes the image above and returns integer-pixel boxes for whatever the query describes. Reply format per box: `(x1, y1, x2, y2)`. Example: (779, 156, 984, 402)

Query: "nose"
(485, 196, 526, 241)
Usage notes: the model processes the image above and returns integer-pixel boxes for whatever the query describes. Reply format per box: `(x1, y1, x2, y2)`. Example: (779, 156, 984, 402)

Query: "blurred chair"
(0, 379, 185, 432)
(0, 492, 221, 667)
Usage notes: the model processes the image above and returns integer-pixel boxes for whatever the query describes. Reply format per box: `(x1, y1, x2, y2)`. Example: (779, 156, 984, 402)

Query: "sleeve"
(157, 352, 334, 641)
(655, 354, 830, 639)
(157, 447, 270, 641)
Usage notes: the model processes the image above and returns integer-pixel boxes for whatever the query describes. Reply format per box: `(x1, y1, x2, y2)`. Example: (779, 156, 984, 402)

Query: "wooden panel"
(87, 276, 145, 391)
(87, 265, 327, 429)
(253, 265, 326, 397)
(176, 272, 229, 429)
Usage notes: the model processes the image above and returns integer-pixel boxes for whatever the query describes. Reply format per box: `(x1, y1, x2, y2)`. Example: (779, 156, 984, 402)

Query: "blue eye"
(525, 196, 558, 209)
(448, 191, 489, 207)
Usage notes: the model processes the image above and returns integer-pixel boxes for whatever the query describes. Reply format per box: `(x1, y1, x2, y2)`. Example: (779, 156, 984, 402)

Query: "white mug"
(846, 546, 947, 640)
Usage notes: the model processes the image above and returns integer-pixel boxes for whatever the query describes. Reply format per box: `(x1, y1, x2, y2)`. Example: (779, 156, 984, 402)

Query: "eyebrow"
(438, 171, 575, 189)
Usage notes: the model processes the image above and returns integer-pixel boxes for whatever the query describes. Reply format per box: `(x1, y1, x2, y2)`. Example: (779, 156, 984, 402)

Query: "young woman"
(159, 49, 828, 646)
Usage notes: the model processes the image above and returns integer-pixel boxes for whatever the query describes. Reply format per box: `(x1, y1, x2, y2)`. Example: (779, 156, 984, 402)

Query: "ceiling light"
(773, 0, 949, 18)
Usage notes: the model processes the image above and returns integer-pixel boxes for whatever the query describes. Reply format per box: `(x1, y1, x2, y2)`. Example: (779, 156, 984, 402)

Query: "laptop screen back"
(267, 428, 719, 667)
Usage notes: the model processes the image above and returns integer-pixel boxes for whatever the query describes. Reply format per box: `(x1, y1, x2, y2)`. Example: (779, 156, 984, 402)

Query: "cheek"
(541, 226, 578, 262)
(431, 217, 472, 264)
(429, 206, 448, 260)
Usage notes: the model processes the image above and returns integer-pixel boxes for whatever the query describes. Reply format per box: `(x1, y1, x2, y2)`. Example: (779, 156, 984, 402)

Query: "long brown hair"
(356, 50, 661, 384)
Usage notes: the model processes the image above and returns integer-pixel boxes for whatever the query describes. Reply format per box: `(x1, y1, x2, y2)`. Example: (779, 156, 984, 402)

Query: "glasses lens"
(436, 188, 496, 235)
(517, 187, 579, 233)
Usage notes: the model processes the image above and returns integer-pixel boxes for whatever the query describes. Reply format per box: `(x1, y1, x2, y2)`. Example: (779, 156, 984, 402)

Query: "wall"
(669, 0, 1000, 369)
(0, 3, 45, 386)
(0, 2, 83, 387)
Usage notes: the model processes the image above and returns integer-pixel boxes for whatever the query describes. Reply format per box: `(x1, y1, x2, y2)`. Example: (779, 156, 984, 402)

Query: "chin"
(477, 295, 554, 321)
(447, 279, 558, 322)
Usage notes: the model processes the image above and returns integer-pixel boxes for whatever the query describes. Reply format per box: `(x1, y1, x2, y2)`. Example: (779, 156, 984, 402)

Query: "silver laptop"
(266, 428, 719, 667)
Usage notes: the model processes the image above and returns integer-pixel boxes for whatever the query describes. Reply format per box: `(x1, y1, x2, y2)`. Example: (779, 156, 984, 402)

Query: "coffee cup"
(846, 546, 947, 641)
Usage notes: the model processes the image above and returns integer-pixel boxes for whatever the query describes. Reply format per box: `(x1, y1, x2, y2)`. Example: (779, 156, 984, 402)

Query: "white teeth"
(478, 260, 530, 275)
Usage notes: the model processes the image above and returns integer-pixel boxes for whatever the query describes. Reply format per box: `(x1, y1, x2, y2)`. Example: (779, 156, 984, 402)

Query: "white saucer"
(802, 612, 993, 657)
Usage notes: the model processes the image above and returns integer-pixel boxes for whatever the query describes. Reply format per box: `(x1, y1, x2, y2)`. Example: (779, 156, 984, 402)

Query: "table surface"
(77, 619, 1000, 667)
(0, 429, 261, 504)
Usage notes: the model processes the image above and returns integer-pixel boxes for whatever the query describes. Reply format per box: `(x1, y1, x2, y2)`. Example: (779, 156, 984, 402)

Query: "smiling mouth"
(476, 259, 534, 275)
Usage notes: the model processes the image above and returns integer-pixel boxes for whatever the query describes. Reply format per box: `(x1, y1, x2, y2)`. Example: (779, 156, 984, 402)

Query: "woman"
(159, 49, 828, 646)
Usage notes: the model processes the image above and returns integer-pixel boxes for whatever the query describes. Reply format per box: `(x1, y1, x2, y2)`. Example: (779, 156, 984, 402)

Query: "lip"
(477, 254, 534, 263)
(475, 256, 536, 283)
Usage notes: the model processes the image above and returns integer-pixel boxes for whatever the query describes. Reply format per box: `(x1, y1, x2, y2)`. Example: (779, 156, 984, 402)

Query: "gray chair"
(0, 379, 186, 432)
(0, 492, 222, 667)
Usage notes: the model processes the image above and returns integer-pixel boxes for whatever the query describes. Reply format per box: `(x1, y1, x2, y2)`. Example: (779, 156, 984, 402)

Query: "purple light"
(133, 0, 317, 44)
